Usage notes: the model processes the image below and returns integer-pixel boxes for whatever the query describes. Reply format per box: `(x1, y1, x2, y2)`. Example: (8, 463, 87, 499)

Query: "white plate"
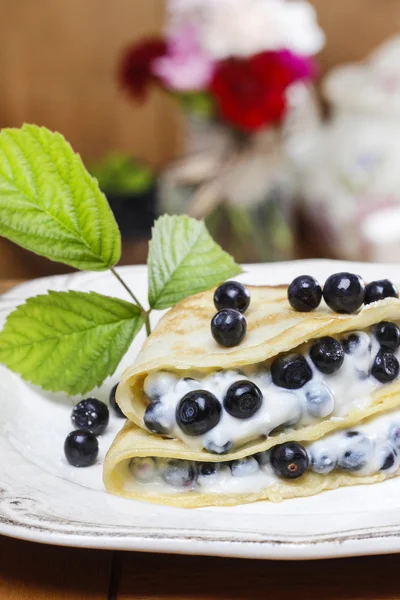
(3, 260, 400, 560)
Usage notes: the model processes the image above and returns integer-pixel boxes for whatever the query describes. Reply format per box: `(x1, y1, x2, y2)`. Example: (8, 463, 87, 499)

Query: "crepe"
(103, 394, 400, 507)
(116, 285, 400, 455)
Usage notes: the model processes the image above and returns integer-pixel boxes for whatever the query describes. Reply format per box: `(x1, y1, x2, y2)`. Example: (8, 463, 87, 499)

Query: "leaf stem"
(144, 310, 152, 336)
(109, 266, 152, 336)
(110, 266, 144, 309)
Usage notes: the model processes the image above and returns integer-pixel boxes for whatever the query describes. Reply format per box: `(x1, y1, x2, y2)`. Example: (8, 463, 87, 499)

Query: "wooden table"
(1, 278, 400, 600)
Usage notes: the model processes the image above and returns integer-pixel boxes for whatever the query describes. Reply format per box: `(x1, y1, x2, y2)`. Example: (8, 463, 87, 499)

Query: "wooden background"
(0, 0, 400, 277)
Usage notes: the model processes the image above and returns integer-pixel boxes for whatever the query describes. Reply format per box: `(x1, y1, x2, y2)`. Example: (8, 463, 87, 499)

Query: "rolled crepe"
(104, 397, 400, 507)
(116, 285, 400, 454)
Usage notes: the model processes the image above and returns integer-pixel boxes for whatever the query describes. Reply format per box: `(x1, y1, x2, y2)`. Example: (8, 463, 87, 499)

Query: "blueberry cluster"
(275, 323, 400, 387)
(288, 274, 398, 314)
(131, 417, 400, 490)
(129, 440, 310, 489)
(64, 385, 124, 467)
(173, 380, 263, 441)
(211, 281, 250, 347)
(310, 424, 400, 476)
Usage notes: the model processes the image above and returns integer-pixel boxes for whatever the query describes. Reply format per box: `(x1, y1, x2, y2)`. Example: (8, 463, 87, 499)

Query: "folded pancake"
(116, 285, 400, 455)
(104, 397, 400, 507)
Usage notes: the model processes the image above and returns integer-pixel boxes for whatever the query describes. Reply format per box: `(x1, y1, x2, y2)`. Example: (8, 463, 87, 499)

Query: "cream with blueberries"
(105, 273, 400, 505)
(141, 324, 399, 454)
(103, 409, 400, 507)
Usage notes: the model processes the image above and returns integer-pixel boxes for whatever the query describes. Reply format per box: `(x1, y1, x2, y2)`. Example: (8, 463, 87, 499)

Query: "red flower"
(119, 38, 167, 100)
(210, 50, 316, 132)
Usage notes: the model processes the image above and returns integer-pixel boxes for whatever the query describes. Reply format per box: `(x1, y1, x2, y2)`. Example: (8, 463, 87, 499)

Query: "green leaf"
(148, 215, 242, 309)
(0, 124, 121, 271)
(0, 291, 143, 395)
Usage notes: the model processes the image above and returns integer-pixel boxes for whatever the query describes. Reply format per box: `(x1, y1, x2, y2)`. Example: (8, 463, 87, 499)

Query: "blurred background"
(1, 0, 400, 278)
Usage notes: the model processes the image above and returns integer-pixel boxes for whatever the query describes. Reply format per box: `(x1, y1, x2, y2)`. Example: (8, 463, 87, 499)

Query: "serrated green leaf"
(148, 215, 242, 309)
(0, 291, 143, 395)
(0, 124, 121, 270)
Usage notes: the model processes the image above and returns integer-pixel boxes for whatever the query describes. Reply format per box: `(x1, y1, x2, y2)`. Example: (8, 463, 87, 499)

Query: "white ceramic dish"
(2, 260, 400, 560)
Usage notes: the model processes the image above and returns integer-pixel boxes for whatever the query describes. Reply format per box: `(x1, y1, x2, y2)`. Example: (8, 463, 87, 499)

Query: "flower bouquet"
(120, 0, 324, 262)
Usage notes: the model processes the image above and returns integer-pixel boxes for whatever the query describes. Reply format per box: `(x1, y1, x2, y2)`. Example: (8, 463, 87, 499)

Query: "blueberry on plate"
(364, 279, 398, 305)
(71, 398, 109, 436)
(64, 430, 99, 467)
(223, 380, 262, 419)
(176, 390, 221, 436)
(338, 433, 374, 471)
(309, 446, 337, 474)
(143, 401, 170, 435)
(270, 442, 309, 479)
(159, 459, 196, 488)
(271, 354, 312, 390)
(309, 336, 344, 375)
(109, 384, 125, 418)
(287, 275, 322, 312)
(323, 272, 365, 313)
(211, 309, 247, 347)
(305, 384, 335, 418)
(129, 457, 157, 483)
(230, 457, 259, 477)
(214, 281, 250, 314)
(205, 440, 233, 454)
(374, 322, 400, 352)
(371, 350, 399, 383)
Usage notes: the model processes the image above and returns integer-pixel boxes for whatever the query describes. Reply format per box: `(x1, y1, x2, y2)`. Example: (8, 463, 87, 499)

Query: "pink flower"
(152, 25, 215, 91)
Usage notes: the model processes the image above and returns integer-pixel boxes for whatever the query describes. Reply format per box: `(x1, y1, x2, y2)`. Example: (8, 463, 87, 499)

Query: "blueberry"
(342, 332, 370, 355)
(346, 431, 360, 438)
(342, 332, 372, 380)
(211, 309, 247, 347)
(371, 350, 399, 383)
(305, 384, 335, 418)
(338, 434, 373, 471)
(380, 447, 398, 472)
(198, 463, 218, 477)
(159, 458, 196, 488)
(323, 272, 365, 313)
(129, 457, 156, 483)
(231, 457, 259, 477)
(205, 440, 233, 454)
(255, 451, 270, 466)
(389, 424, 400, 450)
(223, 380, 262, 419)
(109, 384, 125, 418)
(374, 322, 400, 351)
(64, 430, 99, 467)
(365, 279, 398, 305)
(71, 398, 109, 436)
(310, 446, 337, 474)
(176, 390, 221, 436)
(270, 442, 309, 479)
(288, 275, 322, 312)
(214, 281, 250, 314)
(144, 401, 170, 435)
(271, 354, 312, 390)
(309, 337, 344, 375)
(143, 372, 177, 401)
